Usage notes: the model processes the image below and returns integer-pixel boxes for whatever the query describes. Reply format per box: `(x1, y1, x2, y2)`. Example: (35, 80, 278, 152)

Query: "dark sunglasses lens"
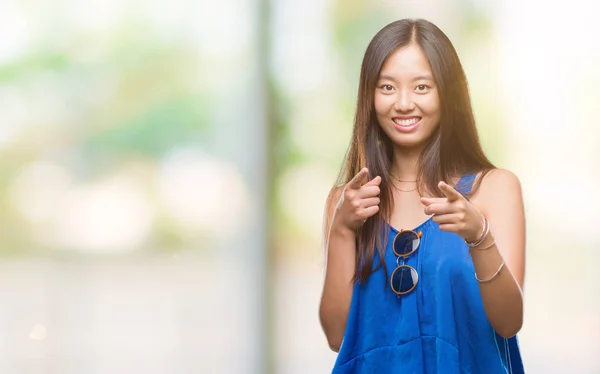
(391, 266, 418, 294)
(394, 231, 420, 256)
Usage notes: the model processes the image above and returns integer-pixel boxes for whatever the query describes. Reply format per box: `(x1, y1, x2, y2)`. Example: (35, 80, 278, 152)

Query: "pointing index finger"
(438, 181, 463, 202)
(348, 168, 368, 189)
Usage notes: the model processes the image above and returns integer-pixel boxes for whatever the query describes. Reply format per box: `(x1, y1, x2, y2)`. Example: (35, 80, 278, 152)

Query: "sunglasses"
(390, 229, 422, 295)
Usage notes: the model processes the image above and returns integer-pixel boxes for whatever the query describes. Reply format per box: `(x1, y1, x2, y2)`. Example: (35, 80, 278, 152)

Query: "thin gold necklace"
(390, 174, 419, 183)
(391, 182, 419, 193)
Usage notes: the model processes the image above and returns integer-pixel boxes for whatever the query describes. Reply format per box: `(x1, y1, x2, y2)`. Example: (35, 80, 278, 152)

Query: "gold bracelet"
(472, 239, 496, 251)
(465, 215, 489, 247)
(475, 258, 505, 283)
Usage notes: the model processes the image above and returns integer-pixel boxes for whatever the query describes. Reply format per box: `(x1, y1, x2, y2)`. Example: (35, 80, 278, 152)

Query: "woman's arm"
(470, 169, 526, 338)
(318, 187, 356, 352)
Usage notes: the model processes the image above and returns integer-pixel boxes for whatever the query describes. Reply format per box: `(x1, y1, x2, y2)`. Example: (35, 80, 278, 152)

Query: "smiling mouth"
(393, 117, 421, 127)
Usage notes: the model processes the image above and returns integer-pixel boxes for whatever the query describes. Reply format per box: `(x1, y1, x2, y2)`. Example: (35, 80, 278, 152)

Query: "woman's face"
(374, 44, 441, 151)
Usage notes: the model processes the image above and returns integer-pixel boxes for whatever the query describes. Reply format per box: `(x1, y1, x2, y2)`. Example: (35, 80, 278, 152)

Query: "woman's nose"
(394, 90, 415, 112)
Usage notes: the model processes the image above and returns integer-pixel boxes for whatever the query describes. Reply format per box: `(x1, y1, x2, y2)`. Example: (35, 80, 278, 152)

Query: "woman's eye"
(380, 84, 394, 92)
(416, 85, 429, 92)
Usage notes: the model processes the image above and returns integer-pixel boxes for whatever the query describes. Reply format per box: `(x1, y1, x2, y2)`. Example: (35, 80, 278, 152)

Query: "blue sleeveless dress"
(332, 174, 524, 373)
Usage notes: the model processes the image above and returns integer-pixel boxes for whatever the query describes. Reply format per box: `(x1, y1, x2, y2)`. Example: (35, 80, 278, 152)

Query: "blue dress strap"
(455, 173, 478, 196)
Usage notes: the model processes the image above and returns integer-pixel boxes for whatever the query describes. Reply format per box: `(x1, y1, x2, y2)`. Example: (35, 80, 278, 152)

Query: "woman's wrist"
(330, 219, 357, 239)
(464, 214, 488, 245)
(469, 232, 496, 251)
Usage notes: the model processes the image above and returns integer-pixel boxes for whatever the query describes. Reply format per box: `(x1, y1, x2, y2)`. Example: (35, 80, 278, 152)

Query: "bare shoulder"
(474, 168, 524, 212)
(325, 186, 344, 210)
(323, 185, 344, 226)
(480, 168, 522, 192)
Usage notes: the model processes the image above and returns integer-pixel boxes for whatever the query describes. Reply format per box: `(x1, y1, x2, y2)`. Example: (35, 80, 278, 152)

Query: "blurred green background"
(0, 0, 599, 373)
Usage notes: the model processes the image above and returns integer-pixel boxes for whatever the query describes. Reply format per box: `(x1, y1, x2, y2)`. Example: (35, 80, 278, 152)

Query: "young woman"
(319, 19, 526, 373)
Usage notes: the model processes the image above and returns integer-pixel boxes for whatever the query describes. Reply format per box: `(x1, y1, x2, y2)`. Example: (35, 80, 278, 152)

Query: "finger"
(438, 223, 459, 232)
(365, 175, 382, 186)
(361, 197, 380, 208)
(431, 213, 463, 224)
(358, 185, 381, 198)
(424, 203, 454, 215)
(361, 205, 380, 218)
(420, 197, 447, 206)
(438, 181, 463, 202)
(348, 168, 368, 189)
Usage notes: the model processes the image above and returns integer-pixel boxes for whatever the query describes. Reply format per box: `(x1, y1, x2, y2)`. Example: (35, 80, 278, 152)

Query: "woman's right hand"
(333, 168, 382, 232)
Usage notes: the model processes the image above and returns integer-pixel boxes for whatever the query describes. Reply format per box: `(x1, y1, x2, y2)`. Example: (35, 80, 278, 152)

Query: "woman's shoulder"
(477, 168, 521, 193)
(472, 168, 523, 211)
(325, 185, 345, 206)
(322, 185, 345, 229)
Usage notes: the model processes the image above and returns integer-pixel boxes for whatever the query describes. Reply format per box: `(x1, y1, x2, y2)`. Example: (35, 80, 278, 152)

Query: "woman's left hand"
(420, 181, 484, 242)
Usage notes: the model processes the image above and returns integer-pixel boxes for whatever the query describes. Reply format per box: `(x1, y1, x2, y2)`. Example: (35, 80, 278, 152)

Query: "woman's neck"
(390, 147, 421, 181)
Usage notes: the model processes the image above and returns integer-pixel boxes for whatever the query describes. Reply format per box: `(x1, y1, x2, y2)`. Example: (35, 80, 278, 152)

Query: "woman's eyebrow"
(412, 74, 434, 82)
(377, 74, 434, 82)
(377, 74, 396, 82)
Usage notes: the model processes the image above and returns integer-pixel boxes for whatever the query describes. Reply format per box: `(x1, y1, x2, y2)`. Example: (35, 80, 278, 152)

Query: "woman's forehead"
(379, 45, 433, 81)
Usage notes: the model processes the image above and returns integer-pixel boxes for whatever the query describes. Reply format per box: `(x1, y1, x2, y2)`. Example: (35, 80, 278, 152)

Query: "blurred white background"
(0, 0, 598, 373)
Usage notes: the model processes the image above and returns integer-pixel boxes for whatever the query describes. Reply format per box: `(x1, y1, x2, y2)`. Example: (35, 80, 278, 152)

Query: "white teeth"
(393, 118, 420, 126)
